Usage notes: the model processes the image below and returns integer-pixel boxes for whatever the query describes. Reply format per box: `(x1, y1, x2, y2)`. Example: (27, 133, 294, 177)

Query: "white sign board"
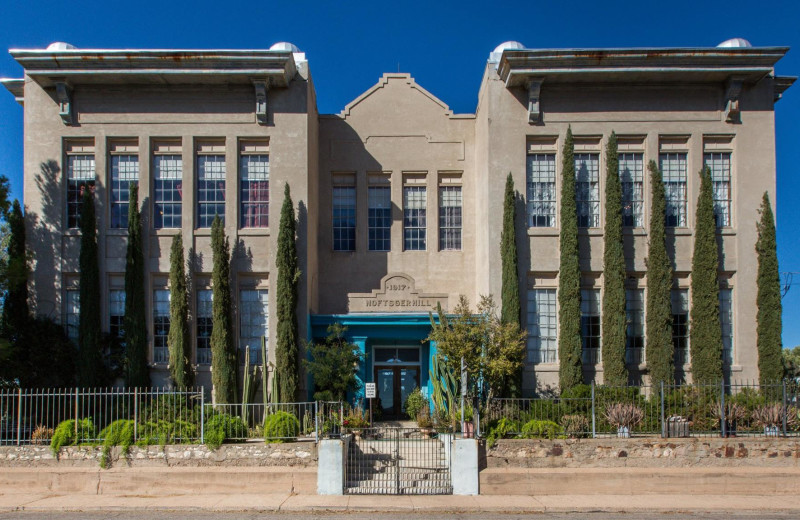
(365, 383, 376, 399)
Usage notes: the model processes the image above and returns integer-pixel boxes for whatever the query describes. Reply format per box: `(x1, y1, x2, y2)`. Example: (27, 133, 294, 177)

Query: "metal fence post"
(314, 401, 319, 443)
(16, 388, 22, 446)
(720, 381, 727, 438)
(782, 380, 788, 437)
(591, 381, 596, 439)
(660, 381, 666, 438)
(200, 388, 205, 445)
(133, 387, 138, 442)
(74, 388, 79, 437)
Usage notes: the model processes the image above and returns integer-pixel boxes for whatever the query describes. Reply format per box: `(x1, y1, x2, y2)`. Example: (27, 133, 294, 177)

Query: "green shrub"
(404, 387, 426, 420)
(520, 419, 564, 440)
(203, 413, 247, 450)
(98, 419, 135, 469)
(50, 418, 95, 456)
(485, 417, 520, 448)
(264, 411, 300, 443)
(138, 419, 199, 447)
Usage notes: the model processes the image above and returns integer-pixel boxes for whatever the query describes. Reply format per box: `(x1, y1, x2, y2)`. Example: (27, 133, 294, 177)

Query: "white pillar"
(451, 438, 479, 495)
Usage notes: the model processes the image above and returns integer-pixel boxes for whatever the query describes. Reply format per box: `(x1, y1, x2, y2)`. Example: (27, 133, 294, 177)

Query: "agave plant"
(711, 401, 746, 423)
(751, 404, 798, 429)
(561, 414, 589, 437)
(603, 403, 644, 429)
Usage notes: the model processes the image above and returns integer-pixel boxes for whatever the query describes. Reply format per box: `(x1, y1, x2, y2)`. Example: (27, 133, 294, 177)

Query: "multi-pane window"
(109, 290, 125, 343)
(580, 289, 601, 365)
(240, 154, 269, 228)
(575, 154, 600, 227)
(625, 289, 645, 365)
(110, 155, 139, 228)
(439, 186, 462, 251)
(67, 155, 96, 229)
(240, 289, 268, 364)
(196, 289, 212, 365)
(527, 289, 557, 363)
(65, 289, 80, 343)
(154, 154, 182, 229)
(720, 288, 733, 365)
(620, 153, 644, 227)
(153, 289, 170, 364)
(332, 186, 356, 251)
(404, 186, 427, 250)
(526, 154, 556, 227)
(660, 153, 688, 227)
(368, 186, 391, 251)
(704, 152, 732, 227)
(197, 154, 226, 227)
(671, 289, 689, 366)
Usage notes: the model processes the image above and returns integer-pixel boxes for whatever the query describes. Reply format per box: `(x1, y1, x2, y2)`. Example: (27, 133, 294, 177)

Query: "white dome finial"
(47, 42, 77, 51)
(270, 42, 301, 53)
(717, 38, 752, 48)
(489, 41, 525, 67)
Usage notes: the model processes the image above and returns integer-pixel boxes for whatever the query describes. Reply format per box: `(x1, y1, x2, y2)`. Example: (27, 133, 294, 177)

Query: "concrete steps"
(345, 436, 452, 495)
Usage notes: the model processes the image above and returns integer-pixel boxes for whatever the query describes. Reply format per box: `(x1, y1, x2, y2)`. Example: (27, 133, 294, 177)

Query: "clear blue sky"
(1, 0, 799, 346)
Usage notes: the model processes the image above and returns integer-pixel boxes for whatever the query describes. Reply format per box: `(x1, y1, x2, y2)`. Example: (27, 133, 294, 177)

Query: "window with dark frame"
(625, 288, 645, 365)
(620, 153, 644, 227)
(197, 154, 226, 228)
(239, 289, 268, 365)
(671, 289, 689, 366)
(196, 289, 212, 365)
(580, 289, 601, 365)
(527, 288, 557, 363)
(153, 154, 182, 229)
(526, 154, 556, 227)
(439, 185, 462, 251)
(153, 289, 170, 364)
(110, 154, 139, 229)
(575, 154, 600, 228)
(109, 289, 125, 344)
(660, 152, 688, 227)
(240, 154, 269, 228)
(332, 185, 356, 251)
(704, 152, 732, 228)
(67, 154, 95, 229)
(404, 185, 426, 250)
(368, 186, 391, 251)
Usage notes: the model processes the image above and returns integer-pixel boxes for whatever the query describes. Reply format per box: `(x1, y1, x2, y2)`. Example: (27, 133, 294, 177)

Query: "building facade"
(1, 40, 794, 414)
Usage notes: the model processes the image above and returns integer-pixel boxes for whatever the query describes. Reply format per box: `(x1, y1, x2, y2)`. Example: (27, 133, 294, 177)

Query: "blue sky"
(1, 0, 799, 346)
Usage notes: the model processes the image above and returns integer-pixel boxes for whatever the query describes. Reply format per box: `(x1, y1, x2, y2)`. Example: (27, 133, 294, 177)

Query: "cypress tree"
(124, 183, 150, 387)
(211, 215, 237, 403)
(501, 173, 521, 326)
(168, 232, 193, 388)
(690, 167, 723, 384)
(2, 200, 29, 338)
(645, 161, 674, 386)
(558, 127, 583, 390)
(601, 132, 627, 386)
(500, 172, 522, 397)
(756, 192, 783, 384)
(77, 189, 103, 386)
(276, 183, 300, 403)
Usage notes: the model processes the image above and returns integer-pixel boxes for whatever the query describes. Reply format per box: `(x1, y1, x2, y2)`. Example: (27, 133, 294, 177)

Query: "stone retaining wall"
(485, 438, 800, 468)
(0, 442, 317, 468)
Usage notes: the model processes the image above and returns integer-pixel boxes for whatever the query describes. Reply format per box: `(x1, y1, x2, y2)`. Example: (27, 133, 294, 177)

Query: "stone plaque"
(347, 273, 448, 313)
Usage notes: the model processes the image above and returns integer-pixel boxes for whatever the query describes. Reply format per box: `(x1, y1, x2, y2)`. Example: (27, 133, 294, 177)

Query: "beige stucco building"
(1, 39, 794, 410)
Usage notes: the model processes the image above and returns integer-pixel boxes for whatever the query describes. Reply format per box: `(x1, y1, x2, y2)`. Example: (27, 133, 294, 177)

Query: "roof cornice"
(8, 48, 298, 87)
(498, 47, 790, 87)
(0, 78, 24, 105)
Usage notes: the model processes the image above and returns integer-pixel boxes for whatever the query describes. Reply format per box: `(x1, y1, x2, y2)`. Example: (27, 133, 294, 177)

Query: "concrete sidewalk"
(3, 493, 800, 513)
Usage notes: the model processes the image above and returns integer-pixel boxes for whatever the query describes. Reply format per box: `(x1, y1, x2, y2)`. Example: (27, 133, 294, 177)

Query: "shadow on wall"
(28, 159, 63, 319)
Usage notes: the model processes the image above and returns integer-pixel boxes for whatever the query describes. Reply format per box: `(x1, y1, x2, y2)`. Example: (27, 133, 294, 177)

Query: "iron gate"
(344, 427, 453, 495)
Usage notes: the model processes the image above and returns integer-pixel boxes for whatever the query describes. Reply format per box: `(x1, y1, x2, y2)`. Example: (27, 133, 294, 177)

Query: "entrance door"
(374, 366, 419, 420)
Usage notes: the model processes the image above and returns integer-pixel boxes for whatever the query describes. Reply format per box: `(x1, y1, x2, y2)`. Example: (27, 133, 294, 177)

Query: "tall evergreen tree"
(276, 183, 300, 403)
(77, 189, 103, 386)
(211, 216, 237, 403)
(690, 166, 723, 383)
(2, 200, 29, 338)
(756, 192, 783, 383)
(501, 173, 521, 326)
(601, 132, 627, 386)
(558, 127, 583, 390)
(168, 232, 192, 388)
(124, 184, 150, 387)
(501, 173, 522, 396)
(645, 161, 674, 386)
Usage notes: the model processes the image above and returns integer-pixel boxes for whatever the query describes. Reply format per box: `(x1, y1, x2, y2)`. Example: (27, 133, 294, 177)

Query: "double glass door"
(374, 366, 419, 420)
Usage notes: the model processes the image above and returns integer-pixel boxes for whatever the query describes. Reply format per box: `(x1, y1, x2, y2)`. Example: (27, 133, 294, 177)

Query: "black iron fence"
(483, 381, 800, 440)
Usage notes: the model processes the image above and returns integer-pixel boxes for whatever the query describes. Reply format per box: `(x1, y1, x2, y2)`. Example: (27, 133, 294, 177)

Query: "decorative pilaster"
(526, 77, 544, 124)
(55, 80, 73, 125)
(253, 80, 268, 125)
